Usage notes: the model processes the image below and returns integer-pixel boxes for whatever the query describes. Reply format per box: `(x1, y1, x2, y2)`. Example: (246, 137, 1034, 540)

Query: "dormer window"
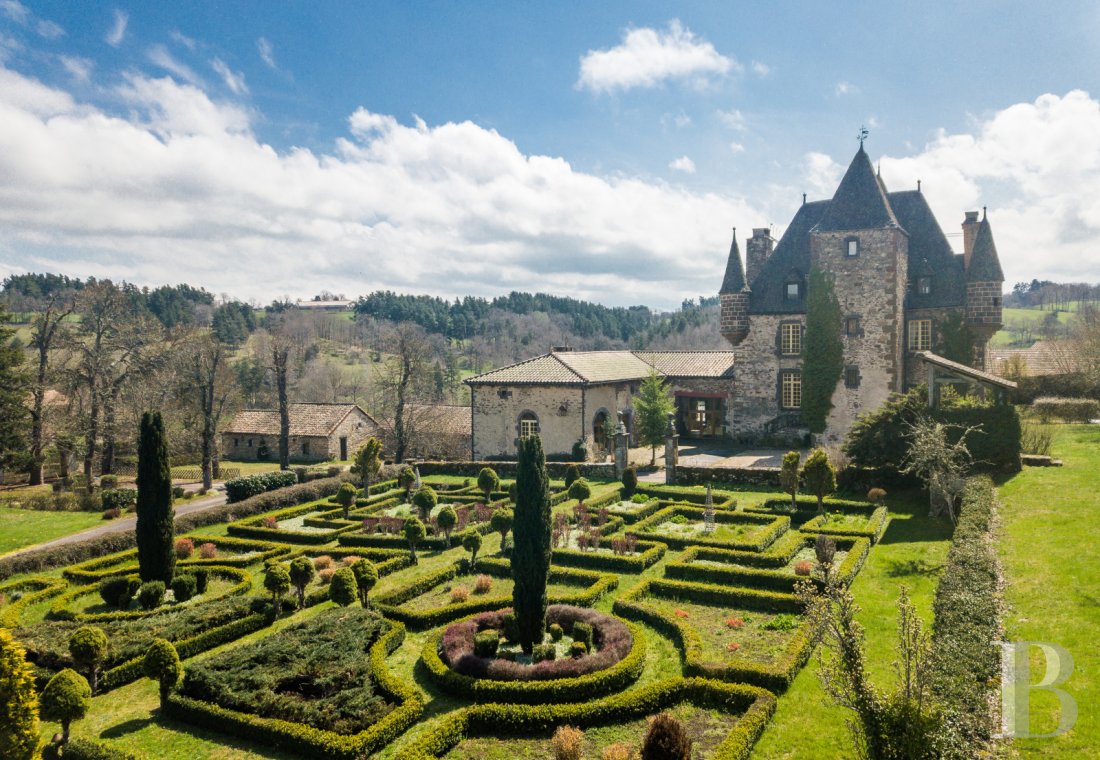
(917, 276, 932, 295)
(846, 238, 859, 257)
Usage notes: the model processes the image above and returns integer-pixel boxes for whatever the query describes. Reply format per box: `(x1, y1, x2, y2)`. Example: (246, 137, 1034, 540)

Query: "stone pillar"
(614, 411, 629, 480)
(664, 411, 679, 485)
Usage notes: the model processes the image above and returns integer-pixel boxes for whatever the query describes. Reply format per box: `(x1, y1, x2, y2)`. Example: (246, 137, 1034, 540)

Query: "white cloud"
(59, 55, 93, 82)
(147, 45, 201, 86)
(211, 57, 248, 95)
(105, 9, 127, 47)
(660, 110, 692, 129)
(835, 80, 858, 96)
(257, 37, 276, 69)
(803, 151, 843, 197)
(751, 60, 770, 77)
(36, 20, 64, 39)
(716, 108, 745, 131)
(669, 156, 696, 174)
(729, 142, 745, 154)
(0, 0, 28, 24)
(170, 30, 196, 51)
(0, 66, 760, 309)
(577, 20, 737, 94)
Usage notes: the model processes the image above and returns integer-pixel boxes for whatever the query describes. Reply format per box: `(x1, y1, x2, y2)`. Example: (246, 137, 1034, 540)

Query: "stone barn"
(221, 403, 381, 463)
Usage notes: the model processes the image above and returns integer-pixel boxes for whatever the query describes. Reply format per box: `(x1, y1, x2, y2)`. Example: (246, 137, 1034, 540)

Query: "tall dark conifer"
(511, 434, 552, 654)
(136, 411, 175, 582)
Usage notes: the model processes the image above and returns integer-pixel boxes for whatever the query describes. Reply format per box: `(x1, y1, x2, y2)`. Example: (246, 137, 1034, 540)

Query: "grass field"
(0, 506, 103, 556)
(998, 424, 1099, 757)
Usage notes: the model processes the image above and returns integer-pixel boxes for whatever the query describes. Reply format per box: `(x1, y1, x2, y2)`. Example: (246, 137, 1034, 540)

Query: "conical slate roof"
(719, 229, 747, 293)
(967, 217, 1004, 282)
(815, 146, 899, 232)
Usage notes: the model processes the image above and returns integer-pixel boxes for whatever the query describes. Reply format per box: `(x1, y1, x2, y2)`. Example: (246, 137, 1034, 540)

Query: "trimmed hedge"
(746, 496, 876, 516)
(930, 476, 1002, 745)
(0, 576, 68, 628)
(165, 622, 423, 760)
(665, 536, 871, 593)
(613, 578, 815, 693)
(628, 505, 789, 552)
(551, 537, 666, 573)
(1031, 396, 1100, 423)
(391, 676, 775, 760)
(62, 536, 290, 583)
(416, 460, 616, 480)
(674, 466, 781, 488)
(224, 471, 298, 503)
(374, 558, 617, 630)
(636, 484, 738, 509)
(41, 737, 138, 759)
(227, 498, 361, 544)
(798, 506, 889, 544)
(337, 519, 495, 552)
(423, 614, 646, 703)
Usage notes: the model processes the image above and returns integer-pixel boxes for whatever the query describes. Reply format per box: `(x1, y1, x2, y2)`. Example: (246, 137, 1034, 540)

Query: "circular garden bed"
(422, 604, 645, 703)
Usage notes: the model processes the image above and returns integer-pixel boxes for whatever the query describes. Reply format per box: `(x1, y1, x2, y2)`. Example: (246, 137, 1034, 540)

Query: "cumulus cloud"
(0, 66, 759, 308)
(803, 151, 843, 197)
(577, 20, 737, 94)
(716, 108, 745, 131)
(105, 9, 127, 47)
(210, 57, 247, 95)
(669, 156, 696, 174)
(0, 0, 28, 24)
(257, 36, 276, 69)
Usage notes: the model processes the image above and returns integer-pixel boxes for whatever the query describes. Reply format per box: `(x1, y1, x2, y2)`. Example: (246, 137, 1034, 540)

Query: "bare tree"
(375, 322, 432, 463)
(182, 333, 237, 490)
(27, 296, 73, 484)
(901, 417, 978, 522)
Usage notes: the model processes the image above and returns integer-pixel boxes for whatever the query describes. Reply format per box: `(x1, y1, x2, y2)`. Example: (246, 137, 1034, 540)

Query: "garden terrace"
(664, 536, 871, 592)
(798, 506, 889, 544)
(628, 505, 789, 552)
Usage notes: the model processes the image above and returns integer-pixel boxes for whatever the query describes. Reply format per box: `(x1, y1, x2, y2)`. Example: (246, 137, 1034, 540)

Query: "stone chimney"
(962, 211, 980, 269)
(745, 228, 774, 285)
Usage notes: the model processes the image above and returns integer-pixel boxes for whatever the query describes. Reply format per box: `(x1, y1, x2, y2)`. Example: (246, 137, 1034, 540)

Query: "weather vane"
(858, 125, 869, 146)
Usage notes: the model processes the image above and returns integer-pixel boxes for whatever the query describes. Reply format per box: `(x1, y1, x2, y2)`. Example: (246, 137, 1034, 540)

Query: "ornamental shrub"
(491, 508, 514, 546)
(171, 574, 197, 603)
(602, 743, 637, 760)
(568, 477, 592, 506)
(98, 577, 140, 610)
(569, 640, 588, 658)
(138, 581, 165, 610)
(552, 725, 584, 760)
(174, 538, 194, 560)
(198, 542, 218, 559)
(473, 630, 499, 658)
(548, 623, 564, 642)
(288, 556, 316, 608)
(564, 464, 580, 489)
(142, 638, 182, 710)
(642, 712, 693, 760)
(801, 448, 837, 515)
(794, 560, 813, 577)
(779, 450, 801, 508)
(572, 621, 594, 650)
(571, 438, 588, 462)
(621, 466, 638, 498)
(477, 467, 500, 502)
(101, 488, 136, 512)
(335, 482, 358, 520)
(513, 434, 553, 654)
(351, 558, 378, 607)
(329, 567, 357, 607)
(473, 574, 493, 594)
(533, 643, 556, 663)
(0, 628, 40, 760)
(398, 465, 416, 501)
(263, 564, 292, 616)
(501, 612, 519, 643)
(224, 470, 298, 503)
(403, 517, 426, 564)
(39, 668, 90, 743)
(462, 530, 483, 566)
(135, 411, 175, 584)
(68, 626, 108, 693)
(437, 505, 457, 544)
(412, 486, 438, 523)
(313, 555, 334, 571)
(193, 568, 209, 594)
(450, 586, 470, 603)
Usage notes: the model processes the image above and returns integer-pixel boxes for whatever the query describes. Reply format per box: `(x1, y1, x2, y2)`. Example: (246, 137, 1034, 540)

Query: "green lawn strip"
(997, 424, 1099, 757)
(0, 507, 104, 556)
(749, 489, 953, 758)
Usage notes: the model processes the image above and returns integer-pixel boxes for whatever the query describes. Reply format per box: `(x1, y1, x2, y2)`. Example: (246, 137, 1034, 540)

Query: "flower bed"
(550, 536, 665, 573)
(422, 605, 645, 703)
(62, 536, 289, 583)
(798, 506, 889, 544)
(628, 505, 789, 552)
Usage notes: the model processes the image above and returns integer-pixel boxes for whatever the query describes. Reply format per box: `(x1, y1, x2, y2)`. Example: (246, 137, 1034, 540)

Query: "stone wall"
(471, 385, 586, 460)
(729, 313, 805, 437)
(220, 433, 330, 462)
(331, 409, 382, 460)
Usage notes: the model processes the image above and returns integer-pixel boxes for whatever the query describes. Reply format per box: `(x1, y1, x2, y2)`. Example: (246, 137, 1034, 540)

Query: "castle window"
(302, 441, 310, 456)
(845, 317, 861, 336)
(780, 323, 802, 355)
(519, 412, 539, 439)
(908, 319, 933, 351)
(780, 372, 802, 410)
(917, 276, 932, 295)
(845, 366, 861, 389)
(785, 282, 800, 301)
(846, 238, 859, 257)
(498, 388, 512, 399)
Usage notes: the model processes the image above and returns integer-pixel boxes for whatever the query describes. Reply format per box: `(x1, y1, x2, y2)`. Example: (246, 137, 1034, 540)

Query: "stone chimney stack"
(962, 211, 980, 269)
(745, 228, 774, 285)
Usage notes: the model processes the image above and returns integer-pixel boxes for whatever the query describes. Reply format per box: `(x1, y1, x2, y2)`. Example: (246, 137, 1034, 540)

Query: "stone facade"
(221, 404, 380, 463)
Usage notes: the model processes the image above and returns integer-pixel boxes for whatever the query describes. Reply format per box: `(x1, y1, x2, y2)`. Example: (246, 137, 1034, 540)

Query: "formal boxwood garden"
(3, 468, 904, 758)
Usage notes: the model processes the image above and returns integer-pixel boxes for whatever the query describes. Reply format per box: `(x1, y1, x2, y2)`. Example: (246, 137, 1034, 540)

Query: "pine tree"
(633, 369, 675, 465)
(0, 628, 40, 760)
(0, 305, 29, 473)
(136, 411, 175, 583)
(802, 268, 844, 435)
(512, 434, 552, 654)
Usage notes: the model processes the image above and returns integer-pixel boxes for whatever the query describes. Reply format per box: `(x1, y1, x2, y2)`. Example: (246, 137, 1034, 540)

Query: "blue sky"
(1, 1, 1099, 308)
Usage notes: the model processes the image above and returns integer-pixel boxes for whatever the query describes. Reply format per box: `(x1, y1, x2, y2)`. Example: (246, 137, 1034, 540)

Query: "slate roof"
(746, 200, 828, 314)
(815, 146, 900, 232)
(466, 350, 736, 386)
(917, 351, 1017, 389)
(967, 217, 1005, 282)
(224, 403, 374, 437)
(888, 190, 967, 310)
(719, 230, 747, 293)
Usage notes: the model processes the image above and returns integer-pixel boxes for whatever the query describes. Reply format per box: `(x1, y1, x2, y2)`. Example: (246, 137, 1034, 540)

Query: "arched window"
(593, 409, 609, 450)
(518, 411, 539, 439)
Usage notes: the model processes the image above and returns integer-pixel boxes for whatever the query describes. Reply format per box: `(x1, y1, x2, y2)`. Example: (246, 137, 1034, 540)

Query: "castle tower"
(810, 144, 908, 436)
(964, 210, 1005, 368)
(719, 228, 750, 345)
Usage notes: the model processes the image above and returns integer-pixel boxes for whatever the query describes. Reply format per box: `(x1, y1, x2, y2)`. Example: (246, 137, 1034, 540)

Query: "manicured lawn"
(0, 506, 103, 556)
(998, 424, 1099, 757)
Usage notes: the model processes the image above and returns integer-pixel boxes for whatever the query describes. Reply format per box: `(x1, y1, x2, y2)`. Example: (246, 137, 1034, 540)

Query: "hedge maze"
(2, 470, 890, 759)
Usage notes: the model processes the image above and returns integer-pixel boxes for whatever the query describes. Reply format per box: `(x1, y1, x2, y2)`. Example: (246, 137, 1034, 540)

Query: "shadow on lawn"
(146, 712, 301, 759)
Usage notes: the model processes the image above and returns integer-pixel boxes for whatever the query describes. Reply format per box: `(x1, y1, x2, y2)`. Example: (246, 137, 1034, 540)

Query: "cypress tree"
(136, 411, 175, 583)
(802, 268, 844, 435)
(512, 434, 552, 654)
